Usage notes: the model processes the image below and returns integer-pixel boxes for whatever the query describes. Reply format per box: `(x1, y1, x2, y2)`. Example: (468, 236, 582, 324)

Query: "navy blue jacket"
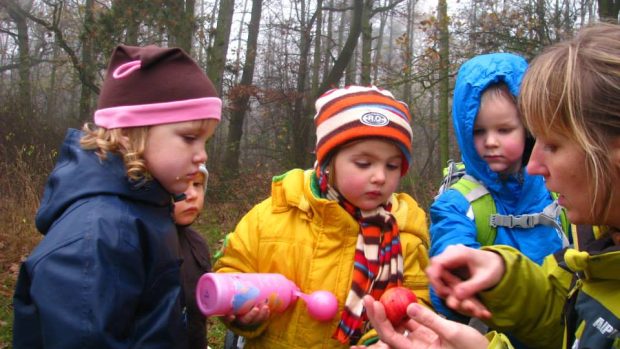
(13, 129, 187, 349)
(429, 54, 567, 320)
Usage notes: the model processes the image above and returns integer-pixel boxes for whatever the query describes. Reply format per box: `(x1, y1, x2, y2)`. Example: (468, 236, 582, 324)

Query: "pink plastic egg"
(305, 290, 338, 322)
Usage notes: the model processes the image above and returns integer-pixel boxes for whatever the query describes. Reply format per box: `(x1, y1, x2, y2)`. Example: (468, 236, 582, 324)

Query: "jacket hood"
(452, 53, 545, 205)
(35, 128, 172, 234)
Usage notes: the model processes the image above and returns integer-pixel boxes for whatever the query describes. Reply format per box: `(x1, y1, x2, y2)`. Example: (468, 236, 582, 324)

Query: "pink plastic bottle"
(196, 273, 299, 317)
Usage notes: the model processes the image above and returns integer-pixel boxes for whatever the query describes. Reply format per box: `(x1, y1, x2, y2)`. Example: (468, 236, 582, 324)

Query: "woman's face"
(526, 133, 594, 224)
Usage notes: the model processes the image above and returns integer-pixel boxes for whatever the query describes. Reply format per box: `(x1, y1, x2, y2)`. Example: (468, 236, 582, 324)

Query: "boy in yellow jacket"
(214, 85, 430, 348)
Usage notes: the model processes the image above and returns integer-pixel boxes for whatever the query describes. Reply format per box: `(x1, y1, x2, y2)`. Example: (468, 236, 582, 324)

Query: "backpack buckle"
(489, 214, 537, 228)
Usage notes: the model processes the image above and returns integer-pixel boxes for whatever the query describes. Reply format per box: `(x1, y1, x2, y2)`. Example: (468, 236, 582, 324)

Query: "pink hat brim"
(94, 97, 222, 128)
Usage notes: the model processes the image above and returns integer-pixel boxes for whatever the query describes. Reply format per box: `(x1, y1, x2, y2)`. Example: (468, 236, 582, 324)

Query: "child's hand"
(226, 303, 271, 328)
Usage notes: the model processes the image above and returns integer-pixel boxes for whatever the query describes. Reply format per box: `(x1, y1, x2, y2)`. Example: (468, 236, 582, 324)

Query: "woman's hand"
(351, 295, 489, 349)
(426, 245, 505, 318)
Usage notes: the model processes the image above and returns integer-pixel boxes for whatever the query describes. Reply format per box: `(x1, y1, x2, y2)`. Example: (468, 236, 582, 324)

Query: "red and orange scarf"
(325, 186, 404, 344)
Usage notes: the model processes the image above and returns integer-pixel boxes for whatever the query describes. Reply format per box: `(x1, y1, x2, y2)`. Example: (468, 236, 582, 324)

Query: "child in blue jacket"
(429, 53, 569, 326)
(13, 45, 221, 349)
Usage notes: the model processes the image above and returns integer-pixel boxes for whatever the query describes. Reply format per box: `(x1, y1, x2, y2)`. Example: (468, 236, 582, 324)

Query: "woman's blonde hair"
(80, 123, 150, 182)
(519, 23, 620, 220)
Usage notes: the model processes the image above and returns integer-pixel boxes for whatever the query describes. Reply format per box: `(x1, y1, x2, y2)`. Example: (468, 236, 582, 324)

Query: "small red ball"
(379, 286, 418, 326)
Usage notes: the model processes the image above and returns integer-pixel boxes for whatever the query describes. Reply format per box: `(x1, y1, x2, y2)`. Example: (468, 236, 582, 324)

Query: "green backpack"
(438, 160, 570, 246)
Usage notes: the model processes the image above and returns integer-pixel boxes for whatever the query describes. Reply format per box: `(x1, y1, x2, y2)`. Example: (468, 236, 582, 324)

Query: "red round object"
(379, 286, 418, 326)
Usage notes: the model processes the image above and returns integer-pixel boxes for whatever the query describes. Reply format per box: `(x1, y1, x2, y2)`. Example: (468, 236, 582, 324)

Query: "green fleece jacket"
(481, 225, 620, 349)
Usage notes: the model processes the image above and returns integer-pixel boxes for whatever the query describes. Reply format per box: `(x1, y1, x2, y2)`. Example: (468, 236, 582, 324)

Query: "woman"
(355, 22, 620, 349)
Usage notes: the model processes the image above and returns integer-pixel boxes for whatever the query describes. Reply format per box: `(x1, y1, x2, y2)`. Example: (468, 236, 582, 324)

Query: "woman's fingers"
(407, 303, 489, 349)
(445, 295, 491, 319)
(407, 303, 457, 339)
(428, 246, 505, 302)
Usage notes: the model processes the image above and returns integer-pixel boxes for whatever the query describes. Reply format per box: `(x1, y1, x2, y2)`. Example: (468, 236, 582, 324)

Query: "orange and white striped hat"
(314, 85, 413, 175)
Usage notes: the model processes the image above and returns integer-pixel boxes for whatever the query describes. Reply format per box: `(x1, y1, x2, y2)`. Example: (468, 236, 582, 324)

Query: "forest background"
(1, 0, 618, 347)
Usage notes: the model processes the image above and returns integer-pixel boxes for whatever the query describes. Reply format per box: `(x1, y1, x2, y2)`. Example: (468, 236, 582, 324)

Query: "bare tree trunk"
(598, 0, 620, 22)
(233, 0, 250, 84)
(581, 0, 588, 24)
(563, 0, 572, 36)
(535, 0, 548, 45)
(223, 0, 263, 176)
(372, 0, 388, 83)
(311, 0, 324, 95)
(344, 0, 357, 86)
(123, 0, 139, 44)
(207, 0, 235, 96)
(47, 39, 61, 116)
(403, 0, 415, 105)
(322, 0, 334, 81)
(79, 0, 96, 122)
(5, 0, 32, 115)
(360, 0, 372, 85)
(318, 0, 363, 96)
(438, 0, 450, 169)
(291, 0, 314, 167)
(387, 12, 394, 68)
(166, 0, 196, 52)
(588, 0, 595, 23)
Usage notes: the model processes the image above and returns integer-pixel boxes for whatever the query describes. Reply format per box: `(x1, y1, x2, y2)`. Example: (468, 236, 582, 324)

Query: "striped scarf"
(326, 186, 404, 344)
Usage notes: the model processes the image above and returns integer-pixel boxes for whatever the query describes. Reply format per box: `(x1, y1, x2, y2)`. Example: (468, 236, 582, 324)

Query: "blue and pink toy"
(195, 273, 338, 322)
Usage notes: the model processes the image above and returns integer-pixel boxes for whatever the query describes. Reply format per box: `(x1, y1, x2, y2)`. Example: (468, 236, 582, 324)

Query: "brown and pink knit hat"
(314, 85, 413, 176)
(94, 45, 221, 128)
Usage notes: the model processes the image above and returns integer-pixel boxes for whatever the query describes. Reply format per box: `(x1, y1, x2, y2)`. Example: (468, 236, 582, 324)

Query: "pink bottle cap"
(196, 273, 234, 316)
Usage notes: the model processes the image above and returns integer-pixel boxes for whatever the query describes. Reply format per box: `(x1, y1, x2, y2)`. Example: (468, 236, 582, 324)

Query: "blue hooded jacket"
(429, 53, 567, 319)
(13, 129, 187, 349)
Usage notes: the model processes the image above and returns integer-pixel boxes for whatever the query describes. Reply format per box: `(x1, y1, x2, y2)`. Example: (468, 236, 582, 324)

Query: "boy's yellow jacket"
(480, 225, 620, 348)
(214, 169, 430, 348)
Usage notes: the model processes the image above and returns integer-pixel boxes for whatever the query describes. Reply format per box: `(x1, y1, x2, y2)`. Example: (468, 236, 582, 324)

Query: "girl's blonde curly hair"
(79, 123, 151, 182)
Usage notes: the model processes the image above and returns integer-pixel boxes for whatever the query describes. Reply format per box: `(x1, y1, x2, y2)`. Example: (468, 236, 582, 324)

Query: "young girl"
(213, 86, 430, 348)
(429, 53, 568, 326)
(359, 23, 620, 349)
(175, 164, 213, 349)
(12, 45, 221, 349)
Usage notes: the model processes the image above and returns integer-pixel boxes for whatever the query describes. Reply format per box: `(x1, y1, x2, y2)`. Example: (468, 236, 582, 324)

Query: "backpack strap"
(450, 175, 570, 247)
(490, 200, 570, 247)
(450, 175, 497, 246)
(437, 160, 466, 197)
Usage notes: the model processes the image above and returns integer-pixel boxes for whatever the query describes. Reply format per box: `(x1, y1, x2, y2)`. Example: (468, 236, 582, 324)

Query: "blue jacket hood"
(452, 53, 544, 205)
(35, 128, 171, 234)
